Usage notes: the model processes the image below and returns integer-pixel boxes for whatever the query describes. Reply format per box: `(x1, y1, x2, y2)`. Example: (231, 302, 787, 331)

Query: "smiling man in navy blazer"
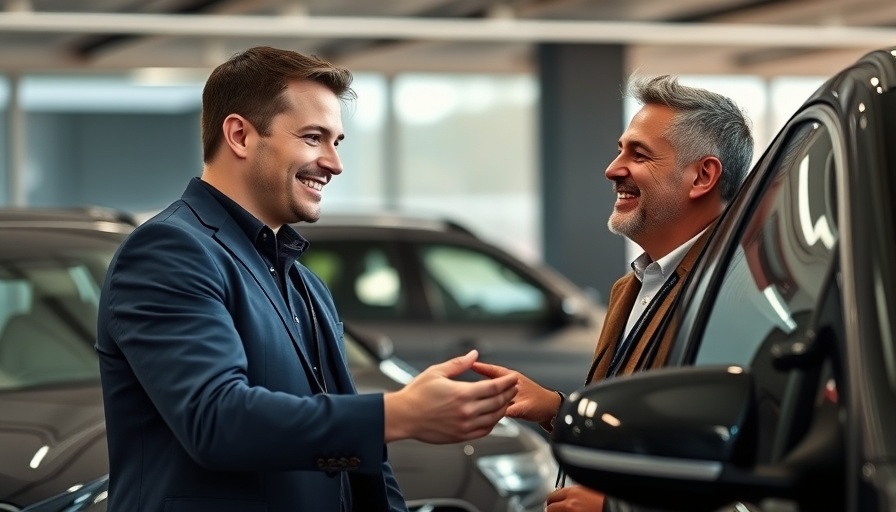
(95, 46, 518, 512)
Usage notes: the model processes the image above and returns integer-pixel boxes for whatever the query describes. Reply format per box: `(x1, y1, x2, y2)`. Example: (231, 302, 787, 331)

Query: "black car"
(0, 207, 556, 512)
(552, 47, 896, 511)
(293, 214, 607, 395)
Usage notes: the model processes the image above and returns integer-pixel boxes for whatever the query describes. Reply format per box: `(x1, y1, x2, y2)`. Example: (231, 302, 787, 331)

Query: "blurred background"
(1, 0, 894, 300)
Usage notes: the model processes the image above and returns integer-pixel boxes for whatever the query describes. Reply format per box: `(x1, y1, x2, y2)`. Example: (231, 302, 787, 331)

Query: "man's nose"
(604, 155, 626, 180)
(321, 146, 343, 176)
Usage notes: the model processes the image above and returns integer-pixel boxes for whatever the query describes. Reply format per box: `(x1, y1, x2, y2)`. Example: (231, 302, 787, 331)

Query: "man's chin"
(291, 207, 321, 224)
(608, 215, 643, 239)
(607, 215, 629, 237)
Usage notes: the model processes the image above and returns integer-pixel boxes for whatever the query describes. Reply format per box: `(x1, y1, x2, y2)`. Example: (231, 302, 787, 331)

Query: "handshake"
(382, 349, 521, 444)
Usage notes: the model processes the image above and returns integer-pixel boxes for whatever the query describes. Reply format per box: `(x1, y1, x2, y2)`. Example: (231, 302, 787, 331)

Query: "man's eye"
(305, 134, 322, 144)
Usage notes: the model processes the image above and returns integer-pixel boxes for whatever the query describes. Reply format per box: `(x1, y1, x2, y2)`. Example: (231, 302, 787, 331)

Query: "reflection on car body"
(552, 47, 896, 511)
(0, 208, 555, 512)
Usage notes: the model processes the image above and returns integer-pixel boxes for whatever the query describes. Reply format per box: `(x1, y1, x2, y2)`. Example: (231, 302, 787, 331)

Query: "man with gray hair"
(473, 75, 753, 511)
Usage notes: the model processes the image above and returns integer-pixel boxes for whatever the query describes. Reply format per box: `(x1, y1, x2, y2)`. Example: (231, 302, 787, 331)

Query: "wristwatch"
(539, 390, 566, 433)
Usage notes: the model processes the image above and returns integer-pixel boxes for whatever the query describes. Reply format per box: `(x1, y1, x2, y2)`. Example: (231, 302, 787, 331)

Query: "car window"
(689, 117, 844, 474)
(695, 121, 838, 367)
(417, 244, 549, 322)
(0, 229, 118, 389)
(301, 241, 406, 320)
(342, 330, 377, 369)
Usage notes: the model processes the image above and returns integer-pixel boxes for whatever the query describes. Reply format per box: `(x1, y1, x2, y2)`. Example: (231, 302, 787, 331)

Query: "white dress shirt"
(622, 229, 707, 339)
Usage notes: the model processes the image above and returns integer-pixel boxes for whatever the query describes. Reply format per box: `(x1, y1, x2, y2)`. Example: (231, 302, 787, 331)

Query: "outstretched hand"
(384, 350, 518, 444)
(471, 361, 561, 426)
(545, 485, 605, 512)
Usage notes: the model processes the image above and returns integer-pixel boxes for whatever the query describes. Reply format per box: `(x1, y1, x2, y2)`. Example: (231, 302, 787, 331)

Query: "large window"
(323, 73, 541, 262)
(2, 72, 827, 268)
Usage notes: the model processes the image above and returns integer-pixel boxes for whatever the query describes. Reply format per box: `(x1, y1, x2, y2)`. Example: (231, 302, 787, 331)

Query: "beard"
(607, 190, 683, 242)
(607, 207, 645, 237)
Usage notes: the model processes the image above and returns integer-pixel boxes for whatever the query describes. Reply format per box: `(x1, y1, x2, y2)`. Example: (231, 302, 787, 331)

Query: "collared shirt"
(197, 178, 308, 299)
(197, 179, 336, 392)
(197, 179, 347, 505)
(622, 228, 707, 338)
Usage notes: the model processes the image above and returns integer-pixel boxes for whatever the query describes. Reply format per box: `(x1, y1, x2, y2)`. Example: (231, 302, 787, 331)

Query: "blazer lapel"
(293, 266, 356, 394)
(587, 274, 640, 384)
(636, 229, 714, 371)
(586, 222, 719, 382)
(180, 181, 325, 392)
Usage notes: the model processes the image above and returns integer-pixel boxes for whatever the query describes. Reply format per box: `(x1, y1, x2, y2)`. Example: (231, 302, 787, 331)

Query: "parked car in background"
(0, 207, 555, 512)
(293, 214, 606, 395)
(552, 47, 896, 511)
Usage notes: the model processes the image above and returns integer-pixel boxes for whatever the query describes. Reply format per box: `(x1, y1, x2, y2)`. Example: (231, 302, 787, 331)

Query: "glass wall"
(1, 70, 826, 265)
(323, 73, 540, 261)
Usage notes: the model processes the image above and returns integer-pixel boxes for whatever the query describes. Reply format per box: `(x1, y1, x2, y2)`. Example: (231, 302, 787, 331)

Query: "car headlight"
(487, 417, 521, 437)
(476, 444, 557, 504)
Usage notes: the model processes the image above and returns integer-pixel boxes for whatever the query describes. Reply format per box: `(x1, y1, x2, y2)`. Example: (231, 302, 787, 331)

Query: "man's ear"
(690, 156, 722, 200)
(221, 114, 252, 159)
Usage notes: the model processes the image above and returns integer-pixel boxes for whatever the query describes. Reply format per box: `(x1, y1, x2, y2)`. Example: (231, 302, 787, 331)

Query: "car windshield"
(0, 228, 121, 390)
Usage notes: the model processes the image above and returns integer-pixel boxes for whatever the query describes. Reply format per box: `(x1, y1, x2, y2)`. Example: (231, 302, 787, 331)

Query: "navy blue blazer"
(96, 179, 406, 512)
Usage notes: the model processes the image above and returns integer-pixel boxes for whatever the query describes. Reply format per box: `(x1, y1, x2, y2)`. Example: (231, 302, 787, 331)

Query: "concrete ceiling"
(0, 0, 894, 78)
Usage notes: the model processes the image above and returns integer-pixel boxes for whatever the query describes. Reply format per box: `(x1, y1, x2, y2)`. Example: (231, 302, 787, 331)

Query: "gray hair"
(628, 75, 753, 203)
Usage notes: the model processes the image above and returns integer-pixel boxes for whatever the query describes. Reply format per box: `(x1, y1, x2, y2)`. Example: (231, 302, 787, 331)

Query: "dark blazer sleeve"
(103, 221, 388, 473)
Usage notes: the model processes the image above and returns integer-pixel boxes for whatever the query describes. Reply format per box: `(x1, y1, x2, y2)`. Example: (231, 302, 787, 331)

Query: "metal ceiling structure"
(0, 0, 894, 76)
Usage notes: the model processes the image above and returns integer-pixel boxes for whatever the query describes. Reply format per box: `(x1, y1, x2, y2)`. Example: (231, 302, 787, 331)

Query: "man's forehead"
(621, 105, 673, 144)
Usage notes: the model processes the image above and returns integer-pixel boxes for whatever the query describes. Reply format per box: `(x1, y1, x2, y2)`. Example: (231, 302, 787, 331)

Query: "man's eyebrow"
(302, 124, 345, 141)
(619, 138, 650, 150)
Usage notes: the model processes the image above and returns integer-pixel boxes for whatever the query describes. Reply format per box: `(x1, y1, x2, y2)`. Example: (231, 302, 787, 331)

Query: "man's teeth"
(299, 178, 323, 191)
(617, 192, 636, 199)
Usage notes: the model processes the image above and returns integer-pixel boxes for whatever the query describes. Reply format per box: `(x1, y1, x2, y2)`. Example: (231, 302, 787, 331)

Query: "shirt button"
(269, 266, 276, 273)
(294, 316, 300, 323)
(641, 296, 650, 306)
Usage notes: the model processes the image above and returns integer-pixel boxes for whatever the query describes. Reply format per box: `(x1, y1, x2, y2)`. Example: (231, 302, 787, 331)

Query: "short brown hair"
(201, 46, 354, 162)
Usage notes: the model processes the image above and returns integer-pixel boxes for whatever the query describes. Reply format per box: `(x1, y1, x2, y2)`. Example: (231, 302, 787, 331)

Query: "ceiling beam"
(0, 12, 895, 48)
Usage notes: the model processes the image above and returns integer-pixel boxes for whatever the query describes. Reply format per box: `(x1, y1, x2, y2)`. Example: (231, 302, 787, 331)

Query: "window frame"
(665, 104, 847, 368)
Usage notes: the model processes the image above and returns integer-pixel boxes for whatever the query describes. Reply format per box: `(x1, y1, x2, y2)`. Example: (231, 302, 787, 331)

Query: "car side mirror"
(552, 366, 791, 511)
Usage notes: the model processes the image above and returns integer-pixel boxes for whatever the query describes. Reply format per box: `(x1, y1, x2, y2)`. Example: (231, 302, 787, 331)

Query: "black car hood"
(0, 381, 108, 509)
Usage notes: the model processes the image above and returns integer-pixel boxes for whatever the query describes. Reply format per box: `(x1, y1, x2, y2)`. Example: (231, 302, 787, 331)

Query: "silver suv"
(295, 213, 607, 395)
(0, 207, 555, 512)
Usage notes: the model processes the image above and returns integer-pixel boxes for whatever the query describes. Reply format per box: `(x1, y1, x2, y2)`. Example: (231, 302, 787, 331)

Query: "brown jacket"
(585, 227, 715, 385)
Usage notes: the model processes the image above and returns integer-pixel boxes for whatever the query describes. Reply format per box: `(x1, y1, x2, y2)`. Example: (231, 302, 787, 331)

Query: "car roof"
(0, 206, 137, 232)
(297, 212, 478, 238)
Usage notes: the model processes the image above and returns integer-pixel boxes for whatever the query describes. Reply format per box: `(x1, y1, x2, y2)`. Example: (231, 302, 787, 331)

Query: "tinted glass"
(417, 244, 548, 322)
(0, 229, 121, 389)
(696, 121, 838, 366)
(692, 119, 842, 470)
(301, 241, 406, 320)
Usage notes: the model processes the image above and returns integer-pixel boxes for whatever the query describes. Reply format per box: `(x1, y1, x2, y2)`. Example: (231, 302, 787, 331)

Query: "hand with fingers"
(545, 485, 605, 511)
(471, 361, 562, 428)
(384, 350, 518, 444)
